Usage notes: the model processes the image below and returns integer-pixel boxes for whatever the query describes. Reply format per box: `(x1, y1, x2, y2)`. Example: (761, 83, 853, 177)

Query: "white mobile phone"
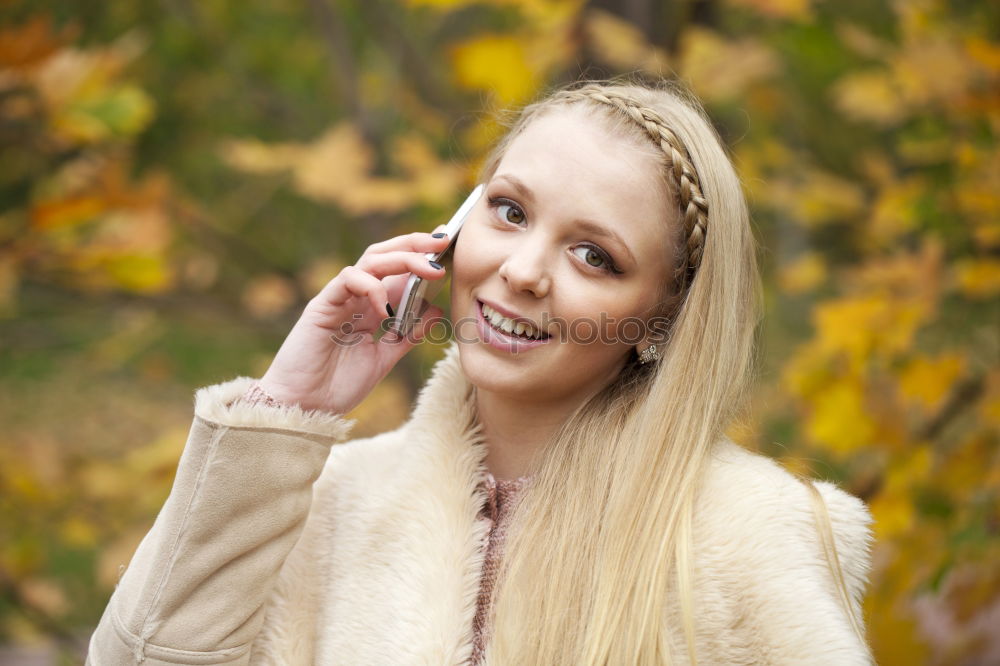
(388, 184, 484, 337)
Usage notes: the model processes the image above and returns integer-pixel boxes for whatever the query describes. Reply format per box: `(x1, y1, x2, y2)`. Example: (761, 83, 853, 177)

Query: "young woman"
(88, 80, 874, 665)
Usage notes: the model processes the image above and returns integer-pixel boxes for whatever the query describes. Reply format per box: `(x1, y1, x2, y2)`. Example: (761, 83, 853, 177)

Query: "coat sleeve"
(86, 377, 354, 666)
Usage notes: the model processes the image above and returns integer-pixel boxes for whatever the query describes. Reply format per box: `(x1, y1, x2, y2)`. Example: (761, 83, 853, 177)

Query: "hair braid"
(550, 84, 709, 288)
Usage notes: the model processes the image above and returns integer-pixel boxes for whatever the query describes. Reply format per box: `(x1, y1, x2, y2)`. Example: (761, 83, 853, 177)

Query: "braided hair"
(548, 84, 709, 292)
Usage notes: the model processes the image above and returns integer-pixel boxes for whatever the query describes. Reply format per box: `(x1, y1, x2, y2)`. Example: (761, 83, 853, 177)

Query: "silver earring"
(638, 344, 659, 364)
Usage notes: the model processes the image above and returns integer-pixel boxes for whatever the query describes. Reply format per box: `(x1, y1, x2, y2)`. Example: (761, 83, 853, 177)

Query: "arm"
(87, 376, 353, 666)
(88, 228, 455, 664)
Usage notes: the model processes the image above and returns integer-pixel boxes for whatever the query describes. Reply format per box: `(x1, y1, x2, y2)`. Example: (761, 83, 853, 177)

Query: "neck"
(475, 388, 583, 481)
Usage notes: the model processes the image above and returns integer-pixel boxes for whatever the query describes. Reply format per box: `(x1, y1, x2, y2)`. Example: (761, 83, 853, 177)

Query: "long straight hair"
(475, 79, 762, 664)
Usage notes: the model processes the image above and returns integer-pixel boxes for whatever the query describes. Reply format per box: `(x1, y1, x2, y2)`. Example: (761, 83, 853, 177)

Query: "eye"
(487, 196, 526, 226)
(571, 245, 622, 274)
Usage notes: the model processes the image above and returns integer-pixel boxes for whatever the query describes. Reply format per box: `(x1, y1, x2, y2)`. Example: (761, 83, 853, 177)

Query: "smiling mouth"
(478, 300, 550, 341)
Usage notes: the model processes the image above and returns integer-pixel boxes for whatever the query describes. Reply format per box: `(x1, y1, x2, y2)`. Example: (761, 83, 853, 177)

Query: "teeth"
(481, 303, 543, 340)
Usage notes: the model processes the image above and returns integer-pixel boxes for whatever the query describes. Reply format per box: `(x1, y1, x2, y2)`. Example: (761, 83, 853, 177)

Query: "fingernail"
(386, 302, 395, 317)
(429, 260, 443, 270)
(432, 232, 447, 239)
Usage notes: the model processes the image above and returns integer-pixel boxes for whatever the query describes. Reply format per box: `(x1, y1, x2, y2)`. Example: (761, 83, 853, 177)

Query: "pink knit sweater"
(471, 470, 529, 664)
(240, 383, 530, 664)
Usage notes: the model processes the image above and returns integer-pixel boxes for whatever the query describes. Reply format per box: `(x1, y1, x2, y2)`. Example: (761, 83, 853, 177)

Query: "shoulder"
(699, 440, 872, 541)
(695, 439, 873, 611)
(691, 440, 874, 663)
(316, 425, 412, 493)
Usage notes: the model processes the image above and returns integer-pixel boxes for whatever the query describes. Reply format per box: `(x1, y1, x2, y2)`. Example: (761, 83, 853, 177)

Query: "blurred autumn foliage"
(0, 0, 997, 662)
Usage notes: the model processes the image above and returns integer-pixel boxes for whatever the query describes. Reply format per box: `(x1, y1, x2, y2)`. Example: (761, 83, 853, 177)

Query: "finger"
(375, 304, 446, 364)
(318, 266, 391, 319)
(364, 231, 450, 256)
(356, 251, 447, 281)
(382, 274, 411, 306)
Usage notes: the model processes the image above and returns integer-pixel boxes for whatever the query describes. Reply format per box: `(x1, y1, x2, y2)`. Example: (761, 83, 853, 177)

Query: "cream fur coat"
(88, 344, 874, 665)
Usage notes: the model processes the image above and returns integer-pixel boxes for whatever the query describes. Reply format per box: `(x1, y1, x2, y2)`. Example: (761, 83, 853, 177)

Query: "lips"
(480, 299, 547, 332)
(475, 299, 551, 352)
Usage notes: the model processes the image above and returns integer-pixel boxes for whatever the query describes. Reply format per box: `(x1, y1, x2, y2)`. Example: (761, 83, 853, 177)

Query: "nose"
(498, 237, 551, 298)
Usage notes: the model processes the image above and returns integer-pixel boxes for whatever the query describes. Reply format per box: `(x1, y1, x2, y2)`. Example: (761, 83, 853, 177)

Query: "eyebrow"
(491, 173, 637, 265)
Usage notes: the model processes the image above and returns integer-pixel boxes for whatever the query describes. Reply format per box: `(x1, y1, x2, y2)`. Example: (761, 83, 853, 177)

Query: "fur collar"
(249, 343, 873, 665)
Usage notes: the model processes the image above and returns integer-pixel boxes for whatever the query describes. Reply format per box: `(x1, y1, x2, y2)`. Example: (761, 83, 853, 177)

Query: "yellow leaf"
(33, 40, 155, 145)
(849, 240, 943, 304)
(835, 22, 890, 59)
(30, 195, 105, 230)
(779, 251, 827, 294)
(897, 353, 966, 412)
(869, 491, 913, 542)
(952, 144, 1000, 247)
(805, 377, 877, 453)
(866, 177, 924, 248)
(954, 258, 1000, 299)
(966, 35, 1000, 73)
(831, 70, 907, 127)
(59, 516, 98, 548)
(449, 34, 539, 105)
(814, 295, 927, 366)
(791, 169, 866, 227)
(723, 0, 813, 21)
(891, 36, 974, 109)
(54, 84, 155, 143)
(679, 29, 780, 102)
(338, 179, 418, 216)
(104, 253, 174, 293)
(402, 0, 487, 7)
(869, 445, 932, 540)
(293, 124, 415, 214)
(218, 138, 301, 174)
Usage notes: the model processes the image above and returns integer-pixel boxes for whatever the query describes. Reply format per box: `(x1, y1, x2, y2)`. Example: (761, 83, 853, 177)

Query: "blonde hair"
(471, 78, 758, 664)
(471, 78, 862, 664)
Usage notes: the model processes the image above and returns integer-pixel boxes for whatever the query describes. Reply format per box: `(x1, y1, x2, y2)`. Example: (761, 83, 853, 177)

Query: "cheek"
(452, 218, 497, 285)
(559, 284, 654, 341)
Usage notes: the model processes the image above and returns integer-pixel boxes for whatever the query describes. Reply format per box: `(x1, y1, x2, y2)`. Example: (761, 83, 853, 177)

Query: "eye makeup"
(485, 194, 624, 275)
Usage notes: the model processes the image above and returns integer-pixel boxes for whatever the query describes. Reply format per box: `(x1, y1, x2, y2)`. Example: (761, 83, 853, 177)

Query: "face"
(450, 107, 675, 408)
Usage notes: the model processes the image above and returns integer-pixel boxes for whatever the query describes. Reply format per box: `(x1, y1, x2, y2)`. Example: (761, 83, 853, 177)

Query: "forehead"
(493, 107, 674, 247)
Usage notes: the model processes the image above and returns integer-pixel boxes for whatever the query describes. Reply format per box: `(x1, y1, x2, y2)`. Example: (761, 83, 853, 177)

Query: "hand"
(255, 231, 450, 414)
